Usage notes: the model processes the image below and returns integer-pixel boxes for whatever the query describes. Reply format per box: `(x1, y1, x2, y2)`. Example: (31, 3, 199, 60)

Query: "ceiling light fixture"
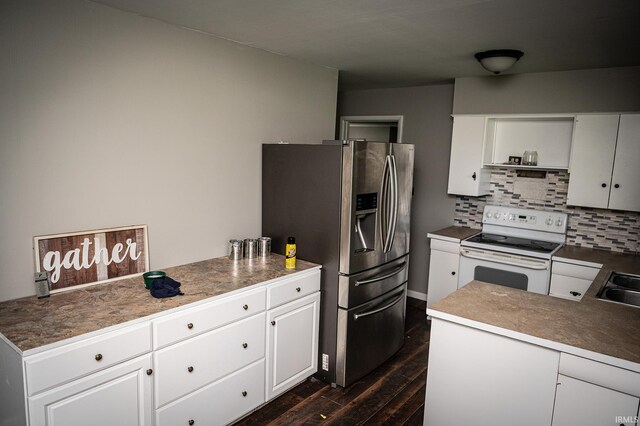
(474, 49, 524, 74)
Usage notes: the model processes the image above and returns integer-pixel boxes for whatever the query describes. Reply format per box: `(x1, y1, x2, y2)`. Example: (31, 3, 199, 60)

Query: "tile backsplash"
(453, 168, 639, 254)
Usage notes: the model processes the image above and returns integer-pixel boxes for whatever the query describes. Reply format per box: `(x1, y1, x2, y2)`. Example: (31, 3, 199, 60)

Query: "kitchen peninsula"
(0, 255, 321, 426)
(424, 249, 640, 425)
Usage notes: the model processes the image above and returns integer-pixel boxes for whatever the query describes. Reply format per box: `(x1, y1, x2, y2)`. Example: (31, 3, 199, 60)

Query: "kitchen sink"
(597, 272, 640, 308)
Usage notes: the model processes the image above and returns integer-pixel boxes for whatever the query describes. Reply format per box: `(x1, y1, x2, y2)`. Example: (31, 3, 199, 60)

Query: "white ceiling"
(91, 0, 640, 90)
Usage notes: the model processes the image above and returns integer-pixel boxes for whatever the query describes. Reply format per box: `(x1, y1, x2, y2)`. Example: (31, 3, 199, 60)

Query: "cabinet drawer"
(156, 359, 265, 426)
(267, 270, 320, 309)
(24, 322, 151, 396)
(154, 313, 266, 407)
(549, 274, 592, 301)
(552, 261, 600, 280)
(430, 238, 460, 254)
(559, 353, 640, 397)
(153, 287, 266, 349)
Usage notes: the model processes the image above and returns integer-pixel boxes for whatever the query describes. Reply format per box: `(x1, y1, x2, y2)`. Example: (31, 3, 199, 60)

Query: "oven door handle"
(354, 262, 407, 286)
(460, 249, 549, 270)
(353, 291, 404, 320)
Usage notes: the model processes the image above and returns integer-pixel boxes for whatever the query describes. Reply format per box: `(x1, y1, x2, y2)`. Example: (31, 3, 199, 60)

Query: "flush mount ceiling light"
(474, 49, 524, 74)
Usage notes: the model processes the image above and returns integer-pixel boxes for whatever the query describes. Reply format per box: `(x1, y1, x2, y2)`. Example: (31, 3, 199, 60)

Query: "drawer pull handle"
(187, 366, 194, 373)
(451, 271, 456, 276)
(188, 420, 194, 425)
(95, 354, 103, 361)
(271, 320, 276, 326)
(242, 391, 248, 397)
(187, 323, 194, 329)
(243, 304, 249, 310)
(146, 369, 153, 376)
(569, 291, 581, 297)
(296, 287, 301, 292)
(243, 342, 248, 349)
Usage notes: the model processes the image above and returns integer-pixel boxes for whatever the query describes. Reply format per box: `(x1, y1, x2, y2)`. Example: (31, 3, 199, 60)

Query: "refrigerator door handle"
(379, 155, 392, 252)
(386, 154, 399, 253)
(354, 261, 407, 286)
(353, 290, 404, 320)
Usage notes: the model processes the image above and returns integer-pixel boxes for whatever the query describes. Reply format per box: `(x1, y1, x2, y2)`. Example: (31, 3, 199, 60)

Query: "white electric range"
(458, 205, 568, 294)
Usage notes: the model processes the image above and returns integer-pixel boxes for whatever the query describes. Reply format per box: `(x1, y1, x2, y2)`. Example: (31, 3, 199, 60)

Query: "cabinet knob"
(472, 172, 477, 181)
(271, 320, 276, 326)
(296, 287, 301, 292)
(614, 183, 620, 189)
(451, 271, 456, 276)
(242, 342, 248, 349)
(569, 291, 581, 297)
(601, 183, 607, 188)
(146, 369, 153, 376)
(242, 391, 248, 397)
(187, 366, 194, 373)
(243, 304, 249, 310)
(95, 354, 103, 361)
(188, 420, 194, 426)
(187, 323, 194, 329)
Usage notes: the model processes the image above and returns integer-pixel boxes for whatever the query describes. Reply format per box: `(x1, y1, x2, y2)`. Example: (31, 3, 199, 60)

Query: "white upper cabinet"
(447, 115, 491, 196)
(568, 114, 640, 212)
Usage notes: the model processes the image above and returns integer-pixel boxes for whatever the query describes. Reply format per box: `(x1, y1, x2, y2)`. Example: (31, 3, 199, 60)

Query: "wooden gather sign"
(34, 225, 149, 292)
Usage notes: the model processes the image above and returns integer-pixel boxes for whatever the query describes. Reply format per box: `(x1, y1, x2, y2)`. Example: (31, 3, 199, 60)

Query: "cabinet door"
(609, 114, 640, 212)
(448, 116, 490, 196)
(266, 292, 320, 401)
(29, 354, 152, 426)
(552, 374, 640, 426)
(426, 247, 460, 307)
(567, 114, 619, 208)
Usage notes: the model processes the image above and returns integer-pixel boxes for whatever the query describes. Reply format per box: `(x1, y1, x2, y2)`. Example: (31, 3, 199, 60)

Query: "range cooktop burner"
(465, 233, 561, 254)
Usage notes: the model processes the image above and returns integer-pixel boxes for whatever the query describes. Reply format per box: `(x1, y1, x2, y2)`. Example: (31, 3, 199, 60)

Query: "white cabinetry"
(25, 322, 153, 426)
(265, 272, 321, 401)
(552, 353, 640, 426)
(424, 319, 560, 425)
(549, 260, 600, 301)
(568, 114, 640, 212)
(426, 237, 461, 308)
(447, 115, 491, 196)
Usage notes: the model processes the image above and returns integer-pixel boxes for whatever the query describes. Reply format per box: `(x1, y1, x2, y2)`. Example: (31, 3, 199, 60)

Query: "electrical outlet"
(322, 353, 329, 371)
(34, 272, 50, 298)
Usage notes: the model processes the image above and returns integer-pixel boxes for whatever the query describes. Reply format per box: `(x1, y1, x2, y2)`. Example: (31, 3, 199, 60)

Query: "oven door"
(458, 247, 551, 294)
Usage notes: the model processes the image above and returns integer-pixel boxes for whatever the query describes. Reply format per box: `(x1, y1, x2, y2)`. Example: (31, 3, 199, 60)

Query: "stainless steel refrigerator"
(262, 140, 414, 387)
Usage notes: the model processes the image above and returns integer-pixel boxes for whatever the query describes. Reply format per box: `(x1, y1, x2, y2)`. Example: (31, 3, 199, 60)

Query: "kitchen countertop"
(429, 247, 640, 369)
(428, 226, 479, 242)
(0, 254, 320, 354)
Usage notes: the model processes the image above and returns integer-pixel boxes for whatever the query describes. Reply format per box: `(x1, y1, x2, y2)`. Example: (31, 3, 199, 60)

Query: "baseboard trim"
(407, 289, 427, 301)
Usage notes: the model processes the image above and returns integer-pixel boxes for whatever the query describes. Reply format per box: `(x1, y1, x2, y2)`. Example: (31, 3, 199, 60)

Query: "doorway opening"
(339, 115, 404, 143)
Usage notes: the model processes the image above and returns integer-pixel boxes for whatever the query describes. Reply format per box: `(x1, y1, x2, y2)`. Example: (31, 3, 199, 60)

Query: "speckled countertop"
(430, 248, 640, 365)
(428, 226, 479, 242)
(0, 254, 320, 354)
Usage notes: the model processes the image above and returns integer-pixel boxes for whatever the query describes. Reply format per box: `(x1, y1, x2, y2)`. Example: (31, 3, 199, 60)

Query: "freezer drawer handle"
(353, 291, 404, 320)
(354, 262, 407, 286)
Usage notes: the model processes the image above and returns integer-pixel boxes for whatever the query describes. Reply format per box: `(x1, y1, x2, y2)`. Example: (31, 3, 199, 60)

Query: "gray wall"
(338, 84, 456, 299)
(0, 0, 338, 301)
(454, 66, 640, 114)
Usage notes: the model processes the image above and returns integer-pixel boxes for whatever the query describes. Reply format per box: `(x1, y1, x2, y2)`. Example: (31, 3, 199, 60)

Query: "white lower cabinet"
(549, 260, 600, 301)
(424, 319, 560, 426)
(552, 374, 639, 426)
(266, 292, 320, 401)
(156, 360, 265, 426)
(426, 238, 461, 308)
(28, 354, 153, 426)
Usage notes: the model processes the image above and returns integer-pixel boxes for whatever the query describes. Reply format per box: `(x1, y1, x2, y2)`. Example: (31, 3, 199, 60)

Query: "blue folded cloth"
(150, 276, 184, 298)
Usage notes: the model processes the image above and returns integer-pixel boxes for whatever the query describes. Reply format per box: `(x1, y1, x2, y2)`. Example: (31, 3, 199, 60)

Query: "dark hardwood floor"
(235, 297, 430, 425)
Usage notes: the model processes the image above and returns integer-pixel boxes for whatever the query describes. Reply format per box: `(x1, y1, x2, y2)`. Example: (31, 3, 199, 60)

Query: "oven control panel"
(482, 205, 568, 234)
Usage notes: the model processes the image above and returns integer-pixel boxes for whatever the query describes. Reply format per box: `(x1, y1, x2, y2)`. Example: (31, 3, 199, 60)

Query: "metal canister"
(229, 239, 243, 261)
(244, 238, 258, 259)
(258, 237, 272, 257)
